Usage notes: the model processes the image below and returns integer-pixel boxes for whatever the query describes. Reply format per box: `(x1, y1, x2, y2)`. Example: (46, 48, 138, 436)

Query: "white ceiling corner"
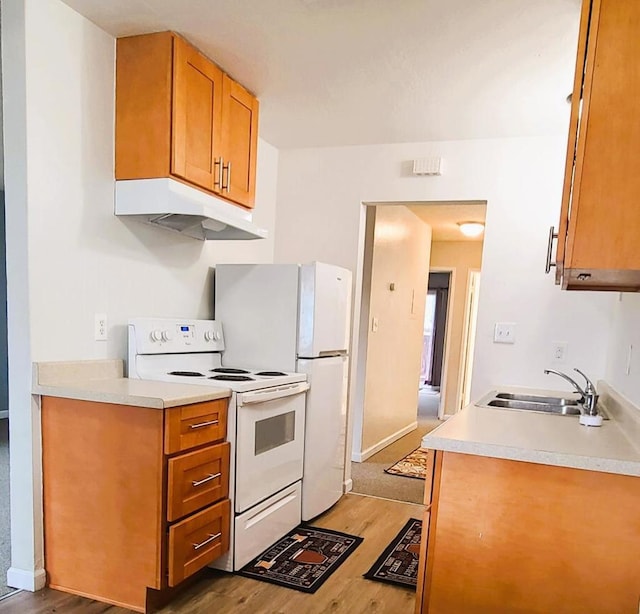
(60, 0, 582, 149)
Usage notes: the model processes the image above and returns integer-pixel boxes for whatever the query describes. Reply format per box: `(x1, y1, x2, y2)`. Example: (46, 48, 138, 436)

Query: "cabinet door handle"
(189, 419, 219, 430)
(192, 472, 222, 487)
(192, 532, 221, 551)
(222, 161, 232, 193)
(545, 226, 559, 274)
(214, 157, 223, 189)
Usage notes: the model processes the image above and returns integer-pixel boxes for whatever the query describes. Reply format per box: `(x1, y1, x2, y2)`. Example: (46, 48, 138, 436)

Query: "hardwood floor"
(0, 494, 422, 614)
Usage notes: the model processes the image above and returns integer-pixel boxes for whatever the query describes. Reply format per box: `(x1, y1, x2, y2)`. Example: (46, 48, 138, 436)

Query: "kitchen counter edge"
(32, 359, 231, 409)
(421, 382, 640, 478)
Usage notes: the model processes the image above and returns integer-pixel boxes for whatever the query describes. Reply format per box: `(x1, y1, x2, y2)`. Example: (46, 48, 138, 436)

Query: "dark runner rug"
(238, 525, 363, 594)
(363, 518, 422, 589)
(384, 448, 429, 480)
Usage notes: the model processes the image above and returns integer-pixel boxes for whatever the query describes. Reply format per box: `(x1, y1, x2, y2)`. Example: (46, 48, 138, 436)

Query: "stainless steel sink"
(477, 391, 608, 419)
(495, 393, 579, 406)
(487, 399, 582, 415)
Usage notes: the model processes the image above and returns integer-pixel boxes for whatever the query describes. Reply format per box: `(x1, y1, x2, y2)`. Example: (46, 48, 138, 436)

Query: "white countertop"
(421, 383, 640, 477)
(32, 359, 231, 409)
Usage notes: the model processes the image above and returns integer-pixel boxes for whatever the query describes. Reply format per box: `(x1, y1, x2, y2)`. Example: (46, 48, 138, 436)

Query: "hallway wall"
(356, 205, 432, 459)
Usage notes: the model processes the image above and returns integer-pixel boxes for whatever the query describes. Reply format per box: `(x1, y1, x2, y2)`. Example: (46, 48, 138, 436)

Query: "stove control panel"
(129, 318, 225, 355)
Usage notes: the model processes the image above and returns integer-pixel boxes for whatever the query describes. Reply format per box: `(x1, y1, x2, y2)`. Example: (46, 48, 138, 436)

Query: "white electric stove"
(128, 318, 309, 571)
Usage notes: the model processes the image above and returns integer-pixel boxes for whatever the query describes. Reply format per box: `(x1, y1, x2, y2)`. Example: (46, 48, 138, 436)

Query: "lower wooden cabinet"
(415, 451, 640, 614)
(42, 396, 231, 613)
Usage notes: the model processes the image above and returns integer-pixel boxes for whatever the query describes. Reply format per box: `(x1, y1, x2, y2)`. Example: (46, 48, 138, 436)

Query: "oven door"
(235, 382, 308, 514)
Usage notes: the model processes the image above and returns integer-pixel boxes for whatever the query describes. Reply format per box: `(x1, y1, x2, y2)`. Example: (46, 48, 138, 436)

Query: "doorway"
(419, 271, 451, 419)
(350, 200, 486, 504)
(421, 272, 450, 387)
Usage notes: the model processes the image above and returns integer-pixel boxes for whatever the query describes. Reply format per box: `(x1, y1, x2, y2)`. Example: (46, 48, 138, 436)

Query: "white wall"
(2, 0, 278, 588)
(25, 1, 277, 360)
(275, 137, 615, 439)
(355, 206, 431, 459)
(606, 294, 640, 407)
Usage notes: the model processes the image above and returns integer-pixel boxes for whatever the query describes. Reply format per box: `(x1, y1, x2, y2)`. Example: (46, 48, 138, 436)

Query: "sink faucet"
(543, 368, 599, 416)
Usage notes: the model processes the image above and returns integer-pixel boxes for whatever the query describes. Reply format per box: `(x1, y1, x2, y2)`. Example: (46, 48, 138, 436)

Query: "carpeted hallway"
(350, 388, 442, 504)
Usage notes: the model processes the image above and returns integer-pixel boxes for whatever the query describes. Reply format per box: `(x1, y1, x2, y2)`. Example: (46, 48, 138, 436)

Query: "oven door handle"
(238, 382, 310, 405)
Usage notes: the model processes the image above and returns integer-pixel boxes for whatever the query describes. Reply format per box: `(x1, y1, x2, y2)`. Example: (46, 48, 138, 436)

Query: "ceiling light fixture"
(457, 222, 485, 237)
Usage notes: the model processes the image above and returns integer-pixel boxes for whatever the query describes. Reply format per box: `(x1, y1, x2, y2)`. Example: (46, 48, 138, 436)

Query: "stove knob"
(161, 329, 173, 342)
(204, 330, 215, 342)
(151, 329, 163, 342)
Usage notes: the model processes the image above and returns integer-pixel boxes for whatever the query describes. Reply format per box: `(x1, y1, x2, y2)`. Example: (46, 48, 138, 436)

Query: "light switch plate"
(494, 322, 516, 344)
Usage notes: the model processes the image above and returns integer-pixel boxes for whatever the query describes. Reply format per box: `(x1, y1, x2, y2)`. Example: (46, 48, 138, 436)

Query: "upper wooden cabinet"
(116, 32, 259, 209)
(552, 0, 640, 291)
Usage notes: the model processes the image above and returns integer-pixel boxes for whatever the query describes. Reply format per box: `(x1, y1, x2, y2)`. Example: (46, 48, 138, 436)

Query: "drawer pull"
(192, 532, 221, 551)
(192, 472, 222, 487)
(189, 419, 219, 430)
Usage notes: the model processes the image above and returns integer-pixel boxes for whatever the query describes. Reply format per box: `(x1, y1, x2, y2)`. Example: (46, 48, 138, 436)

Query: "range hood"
(115, 178, 268, 240)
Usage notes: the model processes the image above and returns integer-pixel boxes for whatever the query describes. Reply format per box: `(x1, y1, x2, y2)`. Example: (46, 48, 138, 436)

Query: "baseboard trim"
(6, 567, 46, 592)
(343, 478, 353, 493)
(351, 421, 418, 462)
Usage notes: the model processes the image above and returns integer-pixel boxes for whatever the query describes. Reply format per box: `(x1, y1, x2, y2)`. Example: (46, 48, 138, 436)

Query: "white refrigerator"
(214, 262, 352, 521)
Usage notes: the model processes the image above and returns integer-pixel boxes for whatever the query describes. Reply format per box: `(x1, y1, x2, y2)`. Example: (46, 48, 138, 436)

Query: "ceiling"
(408, 201, 487, 242)
(60, 0, 582, 149)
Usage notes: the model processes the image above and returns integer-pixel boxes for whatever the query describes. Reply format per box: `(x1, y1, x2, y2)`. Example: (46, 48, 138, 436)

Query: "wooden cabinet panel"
(165, 398, 228, 455)
(172, 36, 223, 192)
(167, 499, 231, 587)
(418, 452, 640, 614)
(220, 75, 259, 208)
(42, 398, 164, 612)
(555, 0, 592, 286)
(115, 32, 173, 180)
(116, 32, 260, 212)
(167, 442, 230, 521)
(556, 0, 640, 290)
(421, 448, 436, 507)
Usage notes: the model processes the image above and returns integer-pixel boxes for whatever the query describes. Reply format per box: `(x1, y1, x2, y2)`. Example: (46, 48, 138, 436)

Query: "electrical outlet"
(552, 342, 568, 363)
(94, 313, 108, 341)
(494, 322, 516, 344)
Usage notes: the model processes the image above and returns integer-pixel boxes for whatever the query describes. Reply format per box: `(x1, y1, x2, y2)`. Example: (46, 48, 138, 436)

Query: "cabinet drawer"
(165, 399, 228, 454)
(167, 442, 230, 521)
(167, 499, 230, 587)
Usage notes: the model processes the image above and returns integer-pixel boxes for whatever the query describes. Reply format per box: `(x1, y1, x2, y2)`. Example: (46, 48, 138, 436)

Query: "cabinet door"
(172, 36, 223, 193)
(555, 0, 592, 285)
(220, 74, 259, 208)
(558, 0, 640, 290)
